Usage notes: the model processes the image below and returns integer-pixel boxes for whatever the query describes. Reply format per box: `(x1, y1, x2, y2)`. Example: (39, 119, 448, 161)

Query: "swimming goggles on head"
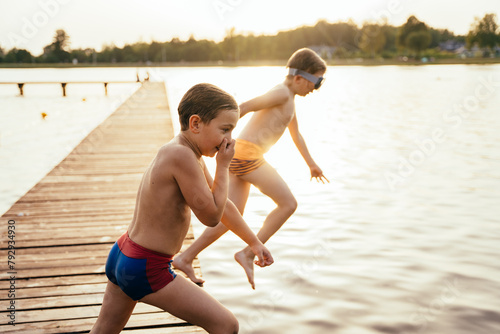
(288, 68, 325, 89)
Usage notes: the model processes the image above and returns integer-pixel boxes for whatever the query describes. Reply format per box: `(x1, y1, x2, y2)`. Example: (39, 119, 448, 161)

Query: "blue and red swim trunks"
(105, 232, 177, 301)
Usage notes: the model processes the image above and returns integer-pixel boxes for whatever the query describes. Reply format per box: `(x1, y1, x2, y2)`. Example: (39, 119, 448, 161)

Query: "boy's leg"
(90, 281, 137, 333)
(235, 162, 297, 287)
(173, 174, 251, 284)
(241, 162, 297, 243)
(140, 275, 239, 333)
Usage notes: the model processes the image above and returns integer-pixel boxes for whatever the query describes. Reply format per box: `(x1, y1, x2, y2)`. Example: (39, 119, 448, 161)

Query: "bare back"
(127, 140, 194, 255)
(238, 83, 295, 152)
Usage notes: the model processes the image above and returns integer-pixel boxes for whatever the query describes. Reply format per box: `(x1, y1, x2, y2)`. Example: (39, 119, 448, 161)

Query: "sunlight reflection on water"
(163, 65, 500, 334)
(1, 65, 500, 333)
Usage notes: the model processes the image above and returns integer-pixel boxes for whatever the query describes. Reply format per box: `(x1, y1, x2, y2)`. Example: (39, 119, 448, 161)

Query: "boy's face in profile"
(297, 70, 326, 97)
(198, 109, 239, 157)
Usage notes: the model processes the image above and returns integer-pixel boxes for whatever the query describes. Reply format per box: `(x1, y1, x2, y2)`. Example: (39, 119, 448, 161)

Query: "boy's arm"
(173, 139, 234, 227)
(203, 164, 273, 267)
(239, 87, 288, 118)
(288, 112, 329, 183)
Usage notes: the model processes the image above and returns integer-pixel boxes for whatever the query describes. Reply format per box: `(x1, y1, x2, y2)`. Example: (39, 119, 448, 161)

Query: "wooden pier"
(0, 81, 141, 97)
(0, 82, 206, 333)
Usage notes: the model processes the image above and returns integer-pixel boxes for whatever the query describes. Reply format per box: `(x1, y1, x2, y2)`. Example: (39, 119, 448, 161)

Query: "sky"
(0, 0, 499, 56)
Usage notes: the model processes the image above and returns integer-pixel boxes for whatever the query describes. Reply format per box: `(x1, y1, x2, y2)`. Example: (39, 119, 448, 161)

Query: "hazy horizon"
(1, 0, 499, 56)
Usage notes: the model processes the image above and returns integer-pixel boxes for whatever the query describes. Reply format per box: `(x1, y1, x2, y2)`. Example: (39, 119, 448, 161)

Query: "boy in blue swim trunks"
(90, 83, 273, 334)
(174, 48, 329, 289)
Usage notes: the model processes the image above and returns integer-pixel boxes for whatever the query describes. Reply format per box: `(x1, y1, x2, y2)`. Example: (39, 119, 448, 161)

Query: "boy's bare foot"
(234, 249, 255, 289)
(172, 255, 205, 286)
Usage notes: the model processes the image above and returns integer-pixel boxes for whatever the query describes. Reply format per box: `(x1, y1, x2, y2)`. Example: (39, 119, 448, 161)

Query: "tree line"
(1, 14, 498, 64)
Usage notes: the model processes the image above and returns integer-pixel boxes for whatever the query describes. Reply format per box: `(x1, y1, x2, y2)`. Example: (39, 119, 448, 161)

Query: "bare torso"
(238, 84, 295, 152)
(127, 139, 195, 255)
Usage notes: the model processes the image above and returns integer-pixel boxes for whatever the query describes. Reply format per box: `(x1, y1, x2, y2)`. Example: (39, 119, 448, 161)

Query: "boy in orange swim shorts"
(228, 139, 266, 176)
(174, 48, 329, 289)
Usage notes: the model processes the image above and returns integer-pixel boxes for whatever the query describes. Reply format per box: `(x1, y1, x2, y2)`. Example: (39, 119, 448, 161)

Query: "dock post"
(61, 83, 67, 97)
(104, 82, 108, 96)
(18, 83, 24, 96)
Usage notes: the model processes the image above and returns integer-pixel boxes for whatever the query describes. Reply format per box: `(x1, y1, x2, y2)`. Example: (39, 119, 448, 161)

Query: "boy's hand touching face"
(216, 138, 236, 167)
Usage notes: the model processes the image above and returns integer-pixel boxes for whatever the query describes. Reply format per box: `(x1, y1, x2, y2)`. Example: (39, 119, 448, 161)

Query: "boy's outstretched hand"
(310, 164, 329, 184)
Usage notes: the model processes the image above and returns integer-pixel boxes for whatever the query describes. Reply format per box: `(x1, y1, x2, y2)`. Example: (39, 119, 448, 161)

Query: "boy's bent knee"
(291, 197, 298, 212)
(283, 197, 298, 215)
(227, 318, 239, 334)
(210, 314, 238, 334)
(225, 313, 239, 333)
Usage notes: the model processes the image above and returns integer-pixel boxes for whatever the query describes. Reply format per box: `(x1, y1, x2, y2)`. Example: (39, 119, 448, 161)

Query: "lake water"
(1, 65, 499, 333)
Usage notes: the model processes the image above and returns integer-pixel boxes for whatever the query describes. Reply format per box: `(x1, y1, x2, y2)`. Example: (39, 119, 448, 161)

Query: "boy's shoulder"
(156, 140, 198, 168)
(267, 83, 292, 105)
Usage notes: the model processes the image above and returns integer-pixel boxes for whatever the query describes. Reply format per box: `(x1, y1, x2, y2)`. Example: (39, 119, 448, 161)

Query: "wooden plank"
(0, 274, 106, 289)
(0, 82, 206, 333)
(0, 311, 187, 333)
(0, 301, 162, 322)
(0, 312, 205, 334)
(2, 292, 108, 310)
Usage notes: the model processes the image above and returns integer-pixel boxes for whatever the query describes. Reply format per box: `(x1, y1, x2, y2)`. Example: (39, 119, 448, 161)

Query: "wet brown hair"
(286, 48, 327, 75)
(178, 83, 238, 131)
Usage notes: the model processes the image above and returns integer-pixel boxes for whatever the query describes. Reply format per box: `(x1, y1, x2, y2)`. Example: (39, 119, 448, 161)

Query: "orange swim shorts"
(229, 139, 266, 176)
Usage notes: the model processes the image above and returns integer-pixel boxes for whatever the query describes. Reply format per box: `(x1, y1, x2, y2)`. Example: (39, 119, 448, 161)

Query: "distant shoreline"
(1, 58, 499, 68)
